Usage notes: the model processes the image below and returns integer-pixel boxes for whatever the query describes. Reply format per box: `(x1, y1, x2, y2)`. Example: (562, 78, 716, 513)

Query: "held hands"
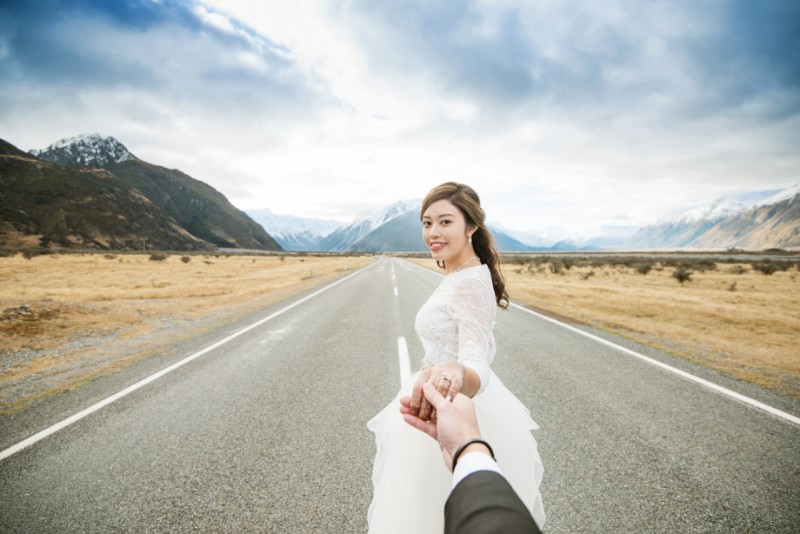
(400, 383, 482, 471)
(409, 362, 465, 422)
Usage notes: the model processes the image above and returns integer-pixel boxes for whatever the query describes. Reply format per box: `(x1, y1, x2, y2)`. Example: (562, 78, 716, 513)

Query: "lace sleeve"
(447, 277, 496, 393)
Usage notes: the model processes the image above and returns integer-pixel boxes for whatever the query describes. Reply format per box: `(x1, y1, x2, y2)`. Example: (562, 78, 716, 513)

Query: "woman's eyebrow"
(422, 213, 456, 219)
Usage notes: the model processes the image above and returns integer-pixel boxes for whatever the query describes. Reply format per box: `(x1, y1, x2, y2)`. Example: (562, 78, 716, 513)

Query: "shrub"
(635, 262, 653, 275)
(729, 265, 747, 275)
(104, 254, 117, 260)
(149, 253, 168, 262)
(752, 260, 790, 275)
(673, 267, 693, 284)
(181, 256, 191, 264)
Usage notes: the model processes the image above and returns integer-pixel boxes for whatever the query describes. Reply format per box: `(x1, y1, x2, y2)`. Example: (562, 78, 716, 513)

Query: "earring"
(468, 235, 472, 243)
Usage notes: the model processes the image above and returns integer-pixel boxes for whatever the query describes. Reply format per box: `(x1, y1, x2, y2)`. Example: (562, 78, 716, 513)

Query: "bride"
(367, 182, 545, 532)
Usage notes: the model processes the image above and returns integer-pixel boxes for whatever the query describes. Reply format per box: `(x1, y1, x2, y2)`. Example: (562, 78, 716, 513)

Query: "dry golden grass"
(0, 253, 373, 413)
(411, 258, 800, 398)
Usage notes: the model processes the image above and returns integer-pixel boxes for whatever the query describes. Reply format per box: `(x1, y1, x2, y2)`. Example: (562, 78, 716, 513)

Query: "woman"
(367, 182, 545, 532)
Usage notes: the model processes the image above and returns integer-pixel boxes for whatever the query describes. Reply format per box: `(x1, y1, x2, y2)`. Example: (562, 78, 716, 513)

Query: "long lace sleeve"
(447, 276, 496, 393)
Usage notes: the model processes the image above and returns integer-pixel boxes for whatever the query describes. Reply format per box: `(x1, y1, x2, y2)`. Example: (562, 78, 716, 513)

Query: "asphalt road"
(1, 257, 798, 532)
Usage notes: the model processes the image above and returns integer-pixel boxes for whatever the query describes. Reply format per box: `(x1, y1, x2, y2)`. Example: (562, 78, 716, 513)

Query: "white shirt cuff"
(452, 451, 503, 489)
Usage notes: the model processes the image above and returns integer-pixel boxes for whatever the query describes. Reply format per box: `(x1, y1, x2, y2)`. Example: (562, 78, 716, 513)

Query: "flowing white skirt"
(367, 370, 545, 533)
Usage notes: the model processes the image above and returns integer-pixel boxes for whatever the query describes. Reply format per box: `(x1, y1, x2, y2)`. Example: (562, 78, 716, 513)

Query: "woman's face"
(421, 199, 475, 264)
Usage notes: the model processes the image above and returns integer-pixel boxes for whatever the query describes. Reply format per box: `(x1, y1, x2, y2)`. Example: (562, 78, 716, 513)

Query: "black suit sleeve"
(445, 470, 542, 534)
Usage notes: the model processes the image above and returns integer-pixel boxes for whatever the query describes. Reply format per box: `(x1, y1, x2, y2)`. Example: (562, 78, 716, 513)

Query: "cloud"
(1, 0, 798, 234)
(0, 0, 334, 137)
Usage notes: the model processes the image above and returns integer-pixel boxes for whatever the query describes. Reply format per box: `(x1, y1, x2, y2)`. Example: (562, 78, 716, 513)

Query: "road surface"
(1, 258, 798, 532)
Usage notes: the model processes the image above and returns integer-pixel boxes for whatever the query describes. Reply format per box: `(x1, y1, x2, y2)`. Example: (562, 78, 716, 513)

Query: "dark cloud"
(0, 0, 331, 121)
(335, 0, 800, 121)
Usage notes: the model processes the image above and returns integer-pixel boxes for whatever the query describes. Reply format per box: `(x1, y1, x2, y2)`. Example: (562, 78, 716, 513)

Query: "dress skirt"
(367, 370, 545, 533)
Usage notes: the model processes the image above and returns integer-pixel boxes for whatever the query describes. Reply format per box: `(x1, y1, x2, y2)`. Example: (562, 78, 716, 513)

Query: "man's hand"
(400, 383, 482, 471)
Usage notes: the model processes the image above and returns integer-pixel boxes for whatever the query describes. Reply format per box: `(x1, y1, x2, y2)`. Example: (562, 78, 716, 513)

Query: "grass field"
(1, 252, 798, 415)
(413, 255, 800, 398)
(0, 252, 373, 414)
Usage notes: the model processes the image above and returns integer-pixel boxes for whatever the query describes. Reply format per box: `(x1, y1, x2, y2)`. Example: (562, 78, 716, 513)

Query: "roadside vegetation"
(413, 253, 800, 399)
(0, 252, 373, 414)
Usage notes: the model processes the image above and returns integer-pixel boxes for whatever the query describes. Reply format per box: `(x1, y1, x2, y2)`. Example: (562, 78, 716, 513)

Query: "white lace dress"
(367, 264, 545, 532)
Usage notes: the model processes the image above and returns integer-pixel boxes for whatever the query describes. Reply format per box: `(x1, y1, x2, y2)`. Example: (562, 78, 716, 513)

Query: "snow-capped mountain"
(499, 226, 568, 249)
(251, 198, 532, 252)
(330, 199, 532, 252)
(316, 199, 421, 252)
(549, 225, 641, 251)
(626, 184, 799, 249)
(24, 133, 281, 251)
(30, 133, 136, 168)
(247, 209, 341, 251)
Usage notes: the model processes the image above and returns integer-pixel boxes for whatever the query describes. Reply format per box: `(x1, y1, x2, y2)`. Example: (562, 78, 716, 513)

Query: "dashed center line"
(397, 336, 411, 389)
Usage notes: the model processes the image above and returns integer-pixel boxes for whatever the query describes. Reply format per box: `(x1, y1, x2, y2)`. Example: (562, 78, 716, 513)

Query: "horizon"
(2, 1, 799, 235)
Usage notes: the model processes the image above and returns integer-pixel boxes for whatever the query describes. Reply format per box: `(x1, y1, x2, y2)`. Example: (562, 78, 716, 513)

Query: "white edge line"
(509, 302, 800, 427)
(0, 260, 380, 462)
(398, 336, 411, 389)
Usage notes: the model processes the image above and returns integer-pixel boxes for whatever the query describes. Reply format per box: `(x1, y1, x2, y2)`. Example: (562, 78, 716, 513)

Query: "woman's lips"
(429, 241, 446, 251)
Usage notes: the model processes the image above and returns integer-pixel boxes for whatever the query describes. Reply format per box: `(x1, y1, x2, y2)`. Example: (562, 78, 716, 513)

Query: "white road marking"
(510, 302, 800, 427)
(0, 261, 379, 462)
(398, 336, 411, 389)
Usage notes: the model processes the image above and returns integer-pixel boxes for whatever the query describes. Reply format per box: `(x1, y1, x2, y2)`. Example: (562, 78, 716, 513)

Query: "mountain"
(0, 139, 213, 250)
(28, 134, 281, 251)
(626, 185, 799, 250)
(316, 199, 420, 252)
(247, 209, 340, 251)
(549, 225, 641, 251)
(317, 199, 532, 253)
(689, 188, 800, 249)
(30, 134, 135, 167)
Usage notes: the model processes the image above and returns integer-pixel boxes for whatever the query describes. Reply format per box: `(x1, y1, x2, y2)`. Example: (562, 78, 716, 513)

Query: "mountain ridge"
(1, 134, 281, 251)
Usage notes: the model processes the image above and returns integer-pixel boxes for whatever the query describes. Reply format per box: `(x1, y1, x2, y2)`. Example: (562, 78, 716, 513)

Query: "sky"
(1, 0, 799, 237)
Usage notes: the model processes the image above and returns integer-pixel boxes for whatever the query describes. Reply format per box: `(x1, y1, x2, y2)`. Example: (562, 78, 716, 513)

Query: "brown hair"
(421, 182, 509, 309)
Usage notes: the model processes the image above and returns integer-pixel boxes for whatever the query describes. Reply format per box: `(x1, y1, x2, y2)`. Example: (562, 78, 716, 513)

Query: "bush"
(181, 256, 191, 264)
(673, 267, 693, 284)
(635, 262, 653, 275)
(149, 253, 168, 262)
(752, 260, 791, 275)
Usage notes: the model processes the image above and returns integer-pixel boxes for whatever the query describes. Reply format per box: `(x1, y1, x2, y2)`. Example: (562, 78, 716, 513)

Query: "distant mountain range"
(0, 134, 281, 251)
(254, 183, 799, 252)
(624, 186, 799, 250)
(250, 199, 532, 252)
(2, 133, 797, 252)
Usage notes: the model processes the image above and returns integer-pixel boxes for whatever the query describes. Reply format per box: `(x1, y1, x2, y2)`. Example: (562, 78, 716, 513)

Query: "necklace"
(454, 256, 479, 272)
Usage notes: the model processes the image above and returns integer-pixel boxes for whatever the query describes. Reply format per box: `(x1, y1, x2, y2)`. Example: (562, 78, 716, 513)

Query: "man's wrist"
(451, 438, 495, 471)
(462, 442, 492, 458)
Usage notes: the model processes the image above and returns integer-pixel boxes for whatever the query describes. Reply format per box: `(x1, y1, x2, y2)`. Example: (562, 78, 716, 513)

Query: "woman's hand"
(409, 362, 465, 422)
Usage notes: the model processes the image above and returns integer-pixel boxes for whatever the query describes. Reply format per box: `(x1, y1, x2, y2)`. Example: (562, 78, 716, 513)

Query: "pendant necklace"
(454, 256, 479, 272)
